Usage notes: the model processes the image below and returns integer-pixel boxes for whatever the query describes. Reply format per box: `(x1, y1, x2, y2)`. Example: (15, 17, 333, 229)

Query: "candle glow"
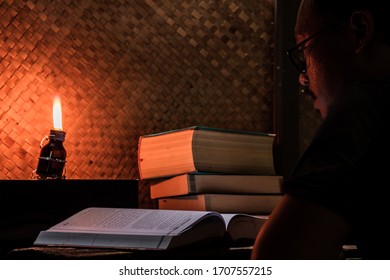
(53, 95, 63, 130)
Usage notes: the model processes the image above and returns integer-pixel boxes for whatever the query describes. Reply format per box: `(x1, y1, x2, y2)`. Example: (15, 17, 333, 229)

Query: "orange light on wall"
(34, 95, 67, 179)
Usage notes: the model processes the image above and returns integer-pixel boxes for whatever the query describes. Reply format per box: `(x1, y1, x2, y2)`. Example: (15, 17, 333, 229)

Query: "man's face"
(294, 0, 353, 119)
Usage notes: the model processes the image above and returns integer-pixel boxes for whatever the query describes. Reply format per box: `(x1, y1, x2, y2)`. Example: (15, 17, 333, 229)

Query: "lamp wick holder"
(33, 129, 67, 180)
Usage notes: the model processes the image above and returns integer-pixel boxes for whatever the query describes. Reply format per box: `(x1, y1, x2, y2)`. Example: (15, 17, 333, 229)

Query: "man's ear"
(350, 10, 374, 54)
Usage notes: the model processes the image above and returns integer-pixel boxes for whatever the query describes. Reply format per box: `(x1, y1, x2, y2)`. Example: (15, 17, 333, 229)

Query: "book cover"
(150, 173, 283, 199)
(138, 126, 276, 180)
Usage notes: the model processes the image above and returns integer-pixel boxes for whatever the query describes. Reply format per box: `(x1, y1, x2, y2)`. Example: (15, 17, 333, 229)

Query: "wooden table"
(7, 245, 253, 260)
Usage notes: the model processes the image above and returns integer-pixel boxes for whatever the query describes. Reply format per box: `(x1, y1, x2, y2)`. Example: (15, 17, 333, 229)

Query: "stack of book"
(137, 126, 283, 215)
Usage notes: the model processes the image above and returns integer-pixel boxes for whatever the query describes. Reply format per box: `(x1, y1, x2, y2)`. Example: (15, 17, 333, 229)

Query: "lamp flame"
(53, 95, 62, 130)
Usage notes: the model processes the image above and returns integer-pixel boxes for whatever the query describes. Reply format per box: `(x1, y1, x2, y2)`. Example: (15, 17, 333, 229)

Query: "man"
(251, 0, 390, 259)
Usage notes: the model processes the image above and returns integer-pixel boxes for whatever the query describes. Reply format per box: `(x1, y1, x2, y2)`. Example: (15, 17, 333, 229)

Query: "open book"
(33, 207, 268, 250)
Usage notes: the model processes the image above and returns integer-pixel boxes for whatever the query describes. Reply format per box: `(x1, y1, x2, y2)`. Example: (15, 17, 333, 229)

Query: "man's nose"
(299, 73, 309, 87)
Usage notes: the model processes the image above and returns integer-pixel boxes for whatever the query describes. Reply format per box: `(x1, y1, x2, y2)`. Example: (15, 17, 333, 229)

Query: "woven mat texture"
(0, 0, 274, 207)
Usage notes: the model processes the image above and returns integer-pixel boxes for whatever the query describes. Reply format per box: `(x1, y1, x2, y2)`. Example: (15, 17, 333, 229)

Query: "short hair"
(312, 0, 388, 44)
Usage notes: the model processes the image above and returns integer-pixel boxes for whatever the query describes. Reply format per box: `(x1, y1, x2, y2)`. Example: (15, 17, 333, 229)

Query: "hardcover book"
(150, 173, 283, 199)
(158, 194, 282, 214)
(138, 126, 276, 180)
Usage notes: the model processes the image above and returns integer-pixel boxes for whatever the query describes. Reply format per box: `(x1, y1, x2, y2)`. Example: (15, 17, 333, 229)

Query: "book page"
(220, 213, 268, 242)
(49, 207, 216, 236)
(34, 231, 174, 249)
(220, 213, 268, 225)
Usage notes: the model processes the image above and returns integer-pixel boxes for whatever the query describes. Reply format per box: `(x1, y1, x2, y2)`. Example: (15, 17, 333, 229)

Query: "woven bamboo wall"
(0, 0, 275, 207)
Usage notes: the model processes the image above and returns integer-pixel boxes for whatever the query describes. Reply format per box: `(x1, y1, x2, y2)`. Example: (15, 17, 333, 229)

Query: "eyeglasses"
(287, 21, 342, 74)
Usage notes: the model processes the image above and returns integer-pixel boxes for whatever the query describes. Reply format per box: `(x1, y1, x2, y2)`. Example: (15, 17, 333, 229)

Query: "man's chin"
(313, 101, 327, 119)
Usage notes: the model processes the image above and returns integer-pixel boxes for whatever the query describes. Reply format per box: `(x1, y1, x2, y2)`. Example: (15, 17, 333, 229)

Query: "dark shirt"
(283, 78, 390, 259)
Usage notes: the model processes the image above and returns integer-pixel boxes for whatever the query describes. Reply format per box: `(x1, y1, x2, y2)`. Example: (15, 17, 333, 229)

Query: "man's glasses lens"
(286, 19, 344, 74)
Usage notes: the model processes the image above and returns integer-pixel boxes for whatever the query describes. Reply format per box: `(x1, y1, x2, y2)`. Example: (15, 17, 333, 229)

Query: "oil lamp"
(34, 95, 67, 179)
